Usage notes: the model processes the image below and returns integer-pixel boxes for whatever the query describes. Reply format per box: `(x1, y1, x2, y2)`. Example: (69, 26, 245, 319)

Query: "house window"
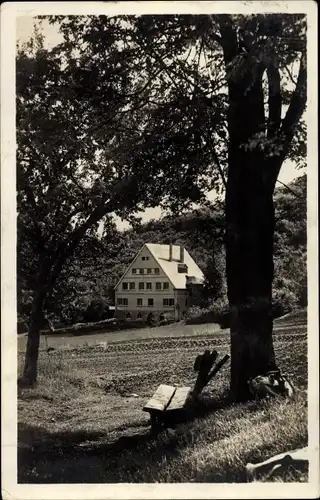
(185, 299, 188, 306)
(139, 268, 144, 274)
(148, 298, 154, 307)
(155, 268, 160, 274)
(147, 268, 152, 274)
(130, 282, 135, 290)
(142, 256, 149, 261)
(139, 282, 145, 290)
(163, 298, 174, 307)
(137, 298, 143, 306)
(163, 282, 169, 290)
(117, 298, 128, 305)
(132, 268, 136, 274)
(126, 312, 131, 319)
(146, 282, 152, 290)
(137, 312, 142, 319)
(156, 282, 161, 290)
(122, 283, 128, 290)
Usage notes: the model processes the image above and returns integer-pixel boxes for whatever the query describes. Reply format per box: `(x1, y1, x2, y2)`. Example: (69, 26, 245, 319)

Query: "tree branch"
(112, 66, 165, 100)
(276, 179, 302, 198)
(284, 64, 298, 86)
(267, 63, 282, 138)
(44, 176, 137, 294)
(191, 36, 205, 100)
(202, 130, 227, 189)
(207, 15, 223, 45)
(269, 52, 307, 187)
(22, 183, 46, 250)
(139, 41, 228, 191)
(217, 15, 238, 66)
(281, 53, 307, 139)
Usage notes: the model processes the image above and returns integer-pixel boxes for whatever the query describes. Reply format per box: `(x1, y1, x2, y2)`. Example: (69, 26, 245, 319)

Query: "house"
(114, 243, 204, 322)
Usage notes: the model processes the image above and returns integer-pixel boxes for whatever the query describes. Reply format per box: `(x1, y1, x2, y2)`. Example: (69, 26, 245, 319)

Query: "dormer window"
(178, 263, 188, 274)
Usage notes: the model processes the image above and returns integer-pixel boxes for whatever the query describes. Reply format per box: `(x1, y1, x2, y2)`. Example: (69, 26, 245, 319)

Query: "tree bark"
(226, 150, 279, 401)
(217, 19, 280, 400)
(19, 287, 46, 387)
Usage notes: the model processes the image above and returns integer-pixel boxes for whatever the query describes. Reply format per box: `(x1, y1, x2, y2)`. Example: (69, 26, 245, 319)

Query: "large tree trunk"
(226, 150, 279, 401)
(217, 15, 305, 402)
(19, 288, 46, 387)
(217, 25, 280, 400)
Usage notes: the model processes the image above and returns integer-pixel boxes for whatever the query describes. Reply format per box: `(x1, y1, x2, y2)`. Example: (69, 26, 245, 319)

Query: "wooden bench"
(143, 384, 191, 432)
(143, 350, 230, 432)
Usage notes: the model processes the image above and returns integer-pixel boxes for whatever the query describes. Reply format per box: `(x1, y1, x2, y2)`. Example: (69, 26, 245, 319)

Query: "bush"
(82, 299, 113, 323)
(272, 288, 299, 318)
(159, 313, 176, 325)
(185, 296, 230, 326)
(187, 287, 303, 326)
(146, 312, 160, 327)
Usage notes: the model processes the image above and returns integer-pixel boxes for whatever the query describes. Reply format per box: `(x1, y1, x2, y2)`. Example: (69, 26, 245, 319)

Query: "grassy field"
(17, 321, 223, 350)
(18, 311, 308, 483)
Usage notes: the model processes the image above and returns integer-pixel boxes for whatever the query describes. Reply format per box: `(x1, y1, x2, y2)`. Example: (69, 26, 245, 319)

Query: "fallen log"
(246, 447, 309, 481)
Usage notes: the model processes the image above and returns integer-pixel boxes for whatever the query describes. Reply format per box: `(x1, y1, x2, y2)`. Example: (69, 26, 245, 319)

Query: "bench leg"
(150, 413, 162, 434)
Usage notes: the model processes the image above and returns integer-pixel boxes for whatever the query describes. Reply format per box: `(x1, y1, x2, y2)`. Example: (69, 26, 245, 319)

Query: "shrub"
(185, 296, 230, 326)
(272, 288, 299, 318)
(146, 312, 160, 327)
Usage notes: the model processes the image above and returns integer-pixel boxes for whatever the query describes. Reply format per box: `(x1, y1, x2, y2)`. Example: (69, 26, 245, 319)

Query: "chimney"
(180, 246, 184, 263)
(169, 242, 173, 261)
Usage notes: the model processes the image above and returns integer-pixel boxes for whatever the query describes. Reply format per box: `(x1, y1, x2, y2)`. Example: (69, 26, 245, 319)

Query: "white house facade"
(114, 243, 204, 321)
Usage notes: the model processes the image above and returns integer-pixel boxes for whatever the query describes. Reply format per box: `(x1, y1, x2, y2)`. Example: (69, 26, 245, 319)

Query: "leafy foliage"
(273, 174, 307, 314)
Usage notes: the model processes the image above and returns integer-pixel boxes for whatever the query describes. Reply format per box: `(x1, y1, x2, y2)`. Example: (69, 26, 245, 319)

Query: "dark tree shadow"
(18, 392, 234, 483)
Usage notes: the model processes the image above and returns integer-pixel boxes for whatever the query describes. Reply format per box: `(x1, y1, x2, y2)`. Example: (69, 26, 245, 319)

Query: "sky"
(16, 16, 306, 231)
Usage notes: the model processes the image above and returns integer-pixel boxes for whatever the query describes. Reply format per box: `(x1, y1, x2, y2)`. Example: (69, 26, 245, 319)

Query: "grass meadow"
(18, 311, 308, 483)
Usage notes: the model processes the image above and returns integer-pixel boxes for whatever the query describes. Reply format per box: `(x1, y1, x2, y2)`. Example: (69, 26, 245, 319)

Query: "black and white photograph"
(1, 1, 319, 498)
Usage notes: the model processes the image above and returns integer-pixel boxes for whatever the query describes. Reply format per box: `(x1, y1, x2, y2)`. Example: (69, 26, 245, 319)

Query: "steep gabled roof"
(113, 244, 146, 289)
(114, 243, 205, 290)
(145, 243, 204, 289)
